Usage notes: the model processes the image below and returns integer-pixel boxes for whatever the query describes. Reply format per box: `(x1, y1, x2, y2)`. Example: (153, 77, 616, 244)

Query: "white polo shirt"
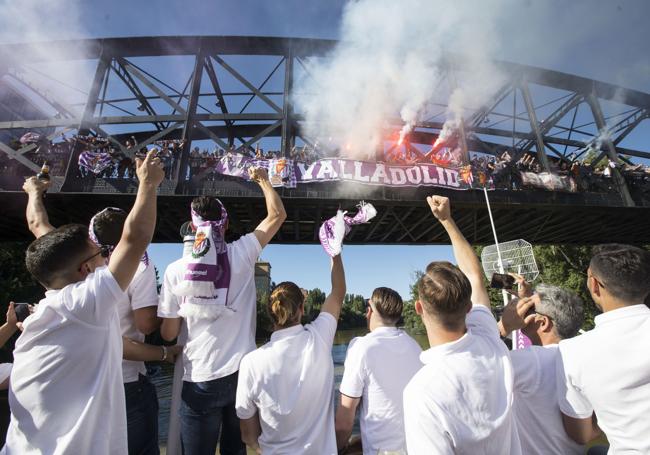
(511, 344, 583, 455)
(557, 304, 650, 454)
(235, 312, 338, 455)
(120, 260, 159, 383)
(158, 233, 262, 382)
(403, 305, 521, 455)
(2, 266, 127, 455)
(340, 326, 422, 455)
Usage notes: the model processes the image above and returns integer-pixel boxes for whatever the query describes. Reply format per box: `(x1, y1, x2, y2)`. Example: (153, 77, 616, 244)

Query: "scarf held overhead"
(173, 201, 231, 319)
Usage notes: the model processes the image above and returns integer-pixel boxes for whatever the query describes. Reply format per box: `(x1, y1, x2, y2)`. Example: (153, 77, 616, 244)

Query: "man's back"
(158, 232, 261, 382)
(236, 312, 338, 455)
(341, 328, 422, 454)
(3, 267, 127, 455)
(511, 345, 582, 455)
(403, 305, 520, 455)
(557, 304, 650, 454)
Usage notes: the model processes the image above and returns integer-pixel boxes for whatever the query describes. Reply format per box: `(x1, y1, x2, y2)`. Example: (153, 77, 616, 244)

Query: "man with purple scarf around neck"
(159, 167, 286, 455)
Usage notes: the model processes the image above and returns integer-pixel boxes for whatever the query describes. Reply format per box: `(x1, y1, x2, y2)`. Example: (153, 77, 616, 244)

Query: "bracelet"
(161, 345, 168, 362)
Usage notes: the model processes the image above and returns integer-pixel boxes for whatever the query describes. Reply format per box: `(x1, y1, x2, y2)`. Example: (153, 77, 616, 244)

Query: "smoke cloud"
(294, 0, 512, 159)
(0, 0, 92, 111)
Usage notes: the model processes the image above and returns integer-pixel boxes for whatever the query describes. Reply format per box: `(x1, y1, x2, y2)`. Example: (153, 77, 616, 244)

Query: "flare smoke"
(294, 0, 516, 159)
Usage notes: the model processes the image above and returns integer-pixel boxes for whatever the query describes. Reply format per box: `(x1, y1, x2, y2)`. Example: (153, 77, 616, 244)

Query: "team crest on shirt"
(192, 231, 210, 258)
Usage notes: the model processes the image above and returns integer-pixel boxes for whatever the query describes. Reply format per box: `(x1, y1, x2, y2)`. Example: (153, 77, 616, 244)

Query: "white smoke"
(0, 0, 92, 112)
(294, 0, 511, 159)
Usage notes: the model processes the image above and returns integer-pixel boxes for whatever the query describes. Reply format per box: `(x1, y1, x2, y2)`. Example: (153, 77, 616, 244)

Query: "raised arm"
(320, 254, 346, 320)
(427, 195, 490, 308)
(249, 167, 287, 248)
(109, 150, 164, 291)
(23, 177, 55, 238)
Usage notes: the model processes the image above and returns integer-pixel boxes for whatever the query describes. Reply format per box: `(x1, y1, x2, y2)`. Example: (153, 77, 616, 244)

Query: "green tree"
(303, 288, 326, 322)
(402, 271, 425, 333)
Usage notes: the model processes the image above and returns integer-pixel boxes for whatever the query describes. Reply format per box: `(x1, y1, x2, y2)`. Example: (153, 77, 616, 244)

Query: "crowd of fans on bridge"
(1, 130, 649, 196)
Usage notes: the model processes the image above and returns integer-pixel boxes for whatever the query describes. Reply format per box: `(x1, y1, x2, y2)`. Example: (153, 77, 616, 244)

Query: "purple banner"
(78, 150, 113, 175)
(214, 154, 493, 190)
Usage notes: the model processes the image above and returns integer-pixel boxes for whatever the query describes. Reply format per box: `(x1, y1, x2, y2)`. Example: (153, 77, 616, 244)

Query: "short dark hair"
(92, 209, 127, 246)
(590, 244, 650, 303)
(370, 287, 403, 323)
(25, 224, 92, 288)
(191, 196, 224, 221)
(417, 261, 472, 329)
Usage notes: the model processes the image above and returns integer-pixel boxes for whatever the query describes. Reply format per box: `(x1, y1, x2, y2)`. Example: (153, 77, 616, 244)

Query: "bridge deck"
(1, 179, 648, 245)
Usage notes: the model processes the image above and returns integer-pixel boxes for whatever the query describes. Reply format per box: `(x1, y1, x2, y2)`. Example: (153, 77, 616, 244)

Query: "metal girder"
(381, 207, 416, 242)
(612, 110, 649, 146)
(470, 83, 513, 127)
(212, 55, 282, 113)
(177, 52, 206, 184)
(120, 59, 185, 115)
(111, 59, 165, 131)
(519, 80, 551, 171)
(2, 36, 650, 107)
(61, 54, 112, 187)
(586, 94, 635, 207)
(281, 51, 295, 157)
(237, 120, 283, 152)
(363, 207, 394, 242)
(0, 141, 41, 172)
(203, 57, 234, 142)
(516, 93, 584, 152)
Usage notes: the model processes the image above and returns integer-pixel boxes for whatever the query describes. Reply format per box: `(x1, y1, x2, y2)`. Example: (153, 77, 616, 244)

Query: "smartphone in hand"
(490, 273, 515, 290)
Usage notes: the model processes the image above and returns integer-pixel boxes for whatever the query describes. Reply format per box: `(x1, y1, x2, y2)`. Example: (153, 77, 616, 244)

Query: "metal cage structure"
(0, 36, 649, 244)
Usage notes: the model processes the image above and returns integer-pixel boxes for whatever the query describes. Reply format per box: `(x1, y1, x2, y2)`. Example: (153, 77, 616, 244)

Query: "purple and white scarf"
(173, 201, 231, 319)
(79, 150, 113, 175)
(319, 201, 377, 257)
(88, 207, 150, 267)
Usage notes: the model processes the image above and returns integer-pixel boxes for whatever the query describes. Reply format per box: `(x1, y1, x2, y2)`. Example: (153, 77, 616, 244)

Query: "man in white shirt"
(23, 177, 169, 455)
(556, 244, 650, 453)
(159, 167, 286, 455)
(335, 287, 422, 454)
(403, 195, 520, 455)
(235, 254, 346, 455)
(497, 281, 585, 455)
(3, 150, 164, 454)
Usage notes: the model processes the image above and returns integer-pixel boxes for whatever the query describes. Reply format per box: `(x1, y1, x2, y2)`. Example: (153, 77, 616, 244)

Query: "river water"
(151, 327, 428, 448)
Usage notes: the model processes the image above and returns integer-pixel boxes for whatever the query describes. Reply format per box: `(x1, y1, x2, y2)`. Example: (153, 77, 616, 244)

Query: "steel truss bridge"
(0, 36, 649, 244)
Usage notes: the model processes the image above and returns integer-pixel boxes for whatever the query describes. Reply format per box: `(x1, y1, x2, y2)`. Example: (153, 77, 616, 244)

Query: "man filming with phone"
(497, 275, 586, 455)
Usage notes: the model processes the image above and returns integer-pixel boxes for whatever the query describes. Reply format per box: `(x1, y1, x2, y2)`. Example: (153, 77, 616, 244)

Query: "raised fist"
(248, 166, 269, 183)
(426, 195, 451, 222)
(23, 176, 51, 195)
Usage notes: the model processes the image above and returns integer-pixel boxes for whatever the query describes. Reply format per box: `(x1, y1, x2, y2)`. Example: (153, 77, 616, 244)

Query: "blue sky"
(2, 0, 649, 299)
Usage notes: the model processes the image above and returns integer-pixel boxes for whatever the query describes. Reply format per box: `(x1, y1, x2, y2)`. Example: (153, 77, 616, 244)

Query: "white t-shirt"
(403, 305, 521, 455)
(557, 304, 650, 454)
(120, 260, 159, 383)
(511, 344, 583, 455)
(340, 326, 422, 455)
(2, 266, 127, 455)
(158, 233, 262, 382)
(235, 312, 338, 455)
